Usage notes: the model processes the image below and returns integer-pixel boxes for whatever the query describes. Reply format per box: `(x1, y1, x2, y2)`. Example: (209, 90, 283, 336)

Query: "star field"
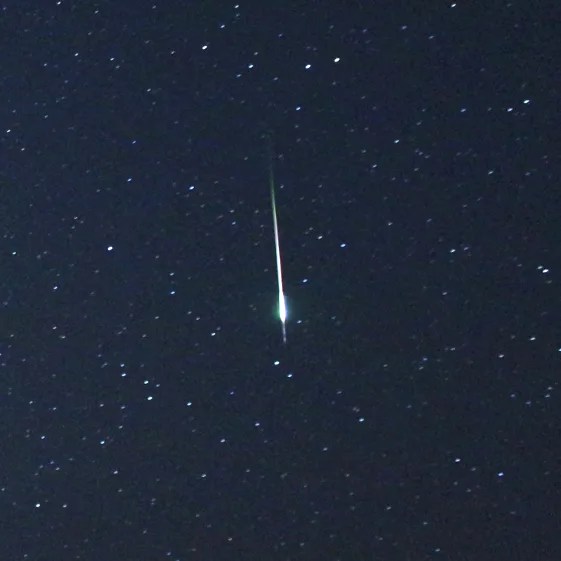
(1, 2, 560, 560)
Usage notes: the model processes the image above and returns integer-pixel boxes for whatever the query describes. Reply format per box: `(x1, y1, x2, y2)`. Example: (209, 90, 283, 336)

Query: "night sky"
(1, 2, 560, 560)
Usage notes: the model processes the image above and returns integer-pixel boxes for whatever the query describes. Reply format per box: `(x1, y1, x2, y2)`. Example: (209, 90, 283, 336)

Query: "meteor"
(269, 144, 287, 344)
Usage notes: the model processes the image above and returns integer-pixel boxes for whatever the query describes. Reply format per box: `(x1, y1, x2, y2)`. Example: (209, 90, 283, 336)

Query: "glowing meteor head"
(279, 293, 287, 323)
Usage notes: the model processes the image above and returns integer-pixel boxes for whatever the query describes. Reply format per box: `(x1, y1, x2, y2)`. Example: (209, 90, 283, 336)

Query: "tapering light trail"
(269, 148, 287, 344)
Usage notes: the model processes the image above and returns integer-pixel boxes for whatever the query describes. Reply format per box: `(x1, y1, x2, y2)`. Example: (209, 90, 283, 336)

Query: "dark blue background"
(1, 2, 560, 559)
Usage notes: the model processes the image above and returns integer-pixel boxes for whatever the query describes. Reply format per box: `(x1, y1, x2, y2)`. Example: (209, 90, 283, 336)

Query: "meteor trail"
(269, 142, 287, 344)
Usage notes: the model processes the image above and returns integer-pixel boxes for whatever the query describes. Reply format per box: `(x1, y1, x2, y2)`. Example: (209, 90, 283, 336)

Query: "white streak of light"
(270, 168, 287, 344)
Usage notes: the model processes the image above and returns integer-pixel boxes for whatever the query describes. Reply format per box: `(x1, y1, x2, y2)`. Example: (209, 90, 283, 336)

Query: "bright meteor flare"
(269, 147, 287, 344)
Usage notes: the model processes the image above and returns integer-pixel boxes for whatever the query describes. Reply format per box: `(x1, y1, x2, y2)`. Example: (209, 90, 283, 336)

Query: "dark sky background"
(1, 2, 560, 560)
